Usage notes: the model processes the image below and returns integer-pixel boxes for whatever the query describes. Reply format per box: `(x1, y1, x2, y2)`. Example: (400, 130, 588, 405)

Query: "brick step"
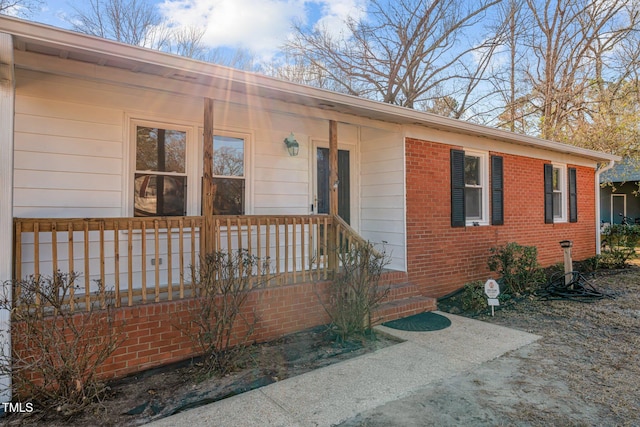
(383, 282, 423, 301)
(379, 270, 409, 284)
(373, 295, 437, 325)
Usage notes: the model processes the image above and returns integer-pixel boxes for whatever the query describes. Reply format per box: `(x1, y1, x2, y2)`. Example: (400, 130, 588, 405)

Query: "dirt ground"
(339, 267, 640, 427)
(4, 326, 398, 426)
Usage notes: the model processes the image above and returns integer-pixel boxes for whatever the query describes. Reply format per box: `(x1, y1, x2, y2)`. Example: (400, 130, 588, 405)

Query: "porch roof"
(0, 15, 620, 164)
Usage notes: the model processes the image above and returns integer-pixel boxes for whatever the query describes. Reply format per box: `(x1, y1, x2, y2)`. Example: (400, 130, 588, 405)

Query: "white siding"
(360, 127, 406, 271)
(13, 91, 124, 218)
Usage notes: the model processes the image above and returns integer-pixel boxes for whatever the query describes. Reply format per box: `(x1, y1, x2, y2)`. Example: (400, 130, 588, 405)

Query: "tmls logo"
(3, 402, 34, 413)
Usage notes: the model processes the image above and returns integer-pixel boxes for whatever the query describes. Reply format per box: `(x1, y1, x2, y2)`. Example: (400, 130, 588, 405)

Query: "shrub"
(183, 250, 269, 376)
(600, 224, 640, 268)
(0, 272, 123, 416)
(461, 281, 487, 311)
(323, 243, 390, 342)
(488, 242, 545, 294)
(459, 281, 512, 313)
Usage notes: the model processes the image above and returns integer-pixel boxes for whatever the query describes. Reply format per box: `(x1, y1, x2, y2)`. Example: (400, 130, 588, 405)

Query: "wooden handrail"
(332, 214, 382, 257)
(14, 216, 204, 232)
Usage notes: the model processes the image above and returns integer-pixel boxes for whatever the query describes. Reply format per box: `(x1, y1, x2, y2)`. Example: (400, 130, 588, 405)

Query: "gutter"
(595, 160, 616, 254)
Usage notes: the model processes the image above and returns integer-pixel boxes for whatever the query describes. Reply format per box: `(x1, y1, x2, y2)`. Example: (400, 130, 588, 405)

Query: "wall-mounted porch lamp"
(284, 132, 300, 157)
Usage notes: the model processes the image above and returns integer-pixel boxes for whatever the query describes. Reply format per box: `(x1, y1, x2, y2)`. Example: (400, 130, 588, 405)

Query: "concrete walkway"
(146, 312, 540, 427)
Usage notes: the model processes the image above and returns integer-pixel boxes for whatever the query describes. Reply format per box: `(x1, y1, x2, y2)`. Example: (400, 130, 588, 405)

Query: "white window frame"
(464, 150, 490, 226)
(127, 118, 198, 217)
(552, 163, 567, 223)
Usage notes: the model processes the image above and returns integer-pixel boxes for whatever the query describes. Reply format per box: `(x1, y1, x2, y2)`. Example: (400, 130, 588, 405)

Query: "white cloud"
(312, 0, 367, 38)
(158, 0, 306, 57)
(157, 0, 367, 58)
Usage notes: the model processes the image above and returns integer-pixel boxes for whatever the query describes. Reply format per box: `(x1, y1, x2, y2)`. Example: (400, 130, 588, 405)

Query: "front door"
(316, 147, 350, 224)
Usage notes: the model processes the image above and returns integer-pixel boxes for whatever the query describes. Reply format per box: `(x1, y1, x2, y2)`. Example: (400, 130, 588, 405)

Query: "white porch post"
(0, 32, 15, 404)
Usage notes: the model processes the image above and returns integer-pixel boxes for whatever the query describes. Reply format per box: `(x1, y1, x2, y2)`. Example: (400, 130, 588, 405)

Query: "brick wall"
(406, 137, 596, 297)
(12, 280, 334, 385)
(98, 280, 334, 380)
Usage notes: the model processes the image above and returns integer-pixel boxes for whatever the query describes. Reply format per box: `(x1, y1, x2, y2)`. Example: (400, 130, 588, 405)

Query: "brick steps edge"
(373, 295, 437, 325)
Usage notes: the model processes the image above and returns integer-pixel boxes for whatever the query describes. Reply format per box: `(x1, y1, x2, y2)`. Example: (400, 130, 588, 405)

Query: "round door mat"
(382, 312, 451, 332)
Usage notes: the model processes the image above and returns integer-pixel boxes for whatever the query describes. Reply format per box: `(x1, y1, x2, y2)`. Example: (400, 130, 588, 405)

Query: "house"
(0, 16, 619, 395)
(599, 158, 640, 225)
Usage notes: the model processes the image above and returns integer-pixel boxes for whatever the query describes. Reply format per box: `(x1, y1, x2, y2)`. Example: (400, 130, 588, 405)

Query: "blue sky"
(27, 0, 367, 58)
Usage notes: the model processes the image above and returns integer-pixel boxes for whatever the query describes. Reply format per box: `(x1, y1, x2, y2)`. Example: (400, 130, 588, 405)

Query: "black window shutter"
(451, 149, 465, 227)
(544, 163, 554, 224)
(568, 167, 577, 223)
(491, 155, 504, 225)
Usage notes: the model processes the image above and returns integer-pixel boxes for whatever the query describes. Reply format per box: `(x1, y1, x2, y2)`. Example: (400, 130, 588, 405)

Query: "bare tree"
(71, 0, 258, 69)
(72, 0, 169, 48)
(166, 25, 207, 59)
(521, 0, 639, 140)
(0, 0, 42, 17)
(285, 0, 501, 112)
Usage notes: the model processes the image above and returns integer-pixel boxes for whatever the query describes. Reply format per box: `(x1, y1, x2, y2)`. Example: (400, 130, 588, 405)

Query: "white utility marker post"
(0, 31, 14, 404)
(484, 279, 500, 317)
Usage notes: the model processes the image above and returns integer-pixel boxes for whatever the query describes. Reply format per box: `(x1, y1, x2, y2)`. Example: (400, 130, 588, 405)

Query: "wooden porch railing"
(12, 214, 371, 311)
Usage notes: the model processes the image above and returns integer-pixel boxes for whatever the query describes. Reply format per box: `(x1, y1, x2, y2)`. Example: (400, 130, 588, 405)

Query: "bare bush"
(323, 243, 391, 342)
(182, 250, 269, 376)
(0, 272, 123, 417)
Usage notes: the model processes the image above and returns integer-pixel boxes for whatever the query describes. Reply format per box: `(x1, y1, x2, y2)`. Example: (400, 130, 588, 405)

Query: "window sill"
(466, 220, 489, 227)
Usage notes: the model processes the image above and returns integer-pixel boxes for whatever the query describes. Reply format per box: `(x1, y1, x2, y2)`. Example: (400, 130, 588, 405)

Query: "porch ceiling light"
(284, 132, 300, 157)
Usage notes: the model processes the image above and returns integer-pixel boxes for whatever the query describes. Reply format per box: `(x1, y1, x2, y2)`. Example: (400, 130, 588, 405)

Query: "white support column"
(0, 32, 15, 404)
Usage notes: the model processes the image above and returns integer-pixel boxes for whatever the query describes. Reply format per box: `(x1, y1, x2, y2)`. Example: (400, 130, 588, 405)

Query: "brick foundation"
(13, 272, 430, 383)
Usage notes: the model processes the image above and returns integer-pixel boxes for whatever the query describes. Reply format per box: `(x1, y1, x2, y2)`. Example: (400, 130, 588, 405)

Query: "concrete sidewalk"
(146, 312, 540, 427)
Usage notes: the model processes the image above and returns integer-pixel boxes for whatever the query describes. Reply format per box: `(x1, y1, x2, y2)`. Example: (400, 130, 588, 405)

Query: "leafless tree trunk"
(490, 0, 531, 133)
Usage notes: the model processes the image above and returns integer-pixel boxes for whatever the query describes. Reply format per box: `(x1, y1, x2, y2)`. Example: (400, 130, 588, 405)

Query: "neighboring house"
(0, 16, 619, 391)
(599, 158, 640, 225)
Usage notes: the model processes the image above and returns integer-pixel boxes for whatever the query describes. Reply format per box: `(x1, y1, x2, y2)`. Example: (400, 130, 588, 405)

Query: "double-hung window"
(213, 135, 246, 215)
(544, 163, 577, 223)
(464, 154, 485, 223)
(451, 149, 494, 227)
(134, 125, 187, 217)
(552, 165, 566, 221)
